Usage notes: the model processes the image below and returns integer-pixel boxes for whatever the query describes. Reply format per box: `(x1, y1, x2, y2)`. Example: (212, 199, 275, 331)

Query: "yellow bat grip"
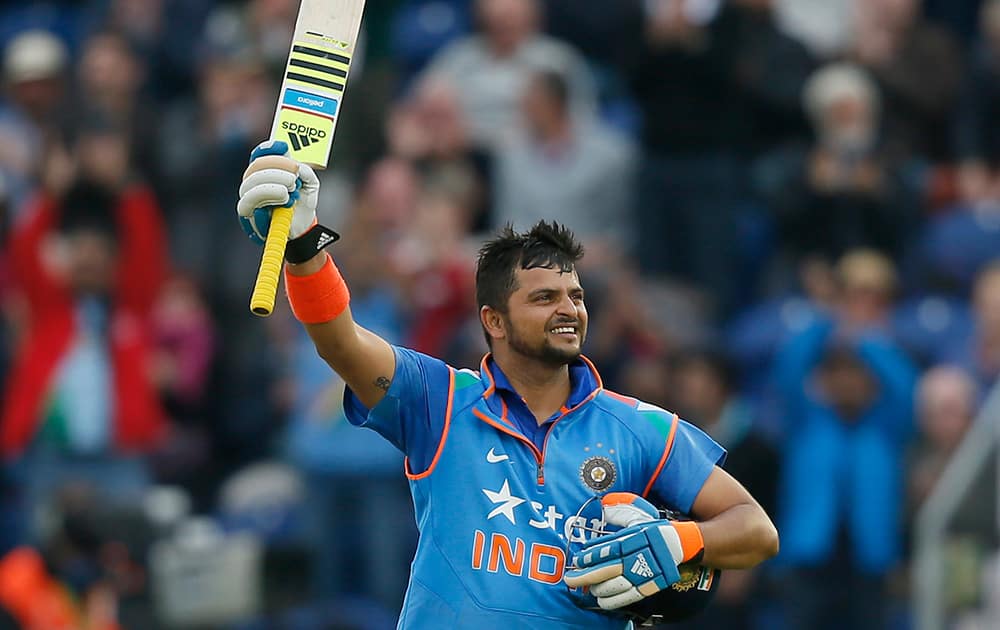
(249, 204, 294, 316)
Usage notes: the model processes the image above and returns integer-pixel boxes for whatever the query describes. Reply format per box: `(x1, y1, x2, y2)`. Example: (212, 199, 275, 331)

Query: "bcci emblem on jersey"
(579, 456, 617, 492)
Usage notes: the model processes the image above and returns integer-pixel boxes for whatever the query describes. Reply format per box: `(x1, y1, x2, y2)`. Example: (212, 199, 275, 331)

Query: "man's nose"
(555, 294, 578, 317)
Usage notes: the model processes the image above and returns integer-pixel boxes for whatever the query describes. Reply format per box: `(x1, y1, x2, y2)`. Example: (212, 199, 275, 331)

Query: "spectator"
(902, 365, 993, 622)
(156, 48, 280, 471)
(835, 248, 899, 335)
(201, 0, 300, 77)
(773, 63, 915, 263)
(730, 0, 816, 157)
(941, 260, 1000, 390)
(629, 0, 746, 317)
(76, 31, 163, 195)
(0, 491, 128, 630)
(773, 317, 917, 630)
(386, 76, 492, 228)
(391, 180, 477, 361)
(850, 0, 963, 160)
(493, 69, 636, 262)
(419, 0, 596, 151)
(540, 0, 644, 71)
(1, 171, 168, 543)
(907, 366, 978, 514)
(351, 156, 423, 248)
(147, 274, 216, 500)
(0, 29, 70, 208)
(772, 0, 855, 58)
(912, 200, 1000, 294)
(101, 0, 213, 101)
(669, 347, 780, 630)
(158, 48, 274, 277)
(953, 0, 1000, 206)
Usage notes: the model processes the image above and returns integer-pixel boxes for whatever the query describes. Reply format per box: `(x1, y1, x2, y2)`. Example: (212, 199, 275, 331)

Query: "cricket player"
(237, 141, 779, 629)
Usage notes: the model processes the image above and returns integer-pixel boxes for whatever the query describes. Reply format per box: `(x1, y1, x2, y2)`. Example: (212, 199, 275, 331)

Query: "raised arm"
(285, 253, 396, 408)
(853, 332, 918, 439)
(237, 140, 395, 409)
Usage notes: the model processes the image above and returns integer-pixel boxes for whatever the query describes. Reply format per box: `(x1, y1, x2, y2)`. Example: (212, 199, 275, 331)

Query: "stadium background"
(0, 0, 998, 628)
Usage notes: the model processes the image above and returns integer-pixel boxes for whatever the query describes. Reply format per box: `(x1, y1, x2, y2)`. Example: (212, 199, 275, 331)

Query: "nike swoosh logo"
(486, 448, 509, 463)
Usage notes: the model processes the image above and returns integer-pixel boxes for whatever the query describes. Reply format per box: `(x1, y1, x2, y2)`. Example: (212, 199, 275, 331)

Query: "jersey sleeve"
(342, 345, 452, 473)
(648, 419, 726, 515)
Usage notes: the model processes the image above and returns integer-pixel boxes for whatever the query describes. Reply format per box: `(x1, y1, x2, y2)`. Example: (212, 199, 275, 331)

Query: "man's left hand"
(564, 493, 703, 610)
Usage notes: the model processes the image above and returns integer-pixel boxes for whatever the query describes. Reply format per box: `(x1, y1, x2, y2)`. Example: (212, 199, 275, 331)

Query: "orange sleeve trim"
(672, 521, 705, 563)
(642, 414, 679, 499)
(406, 368, 455, 480)
(284, 253, 351, 324)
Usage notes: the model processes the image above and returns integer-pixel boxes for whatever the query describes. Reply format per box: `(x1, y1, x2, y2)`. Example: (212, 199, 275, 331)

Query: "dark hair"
(475, 221, 584, 346)
(674, 347, 738, 394)
(57, 179, 119, 242)
(531, 69, 570, 110)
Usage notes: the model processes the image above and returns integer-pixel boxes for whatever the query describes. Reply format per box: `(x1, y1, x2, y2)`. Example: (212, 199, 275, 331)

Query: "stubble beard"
(505, 317, 583, 366)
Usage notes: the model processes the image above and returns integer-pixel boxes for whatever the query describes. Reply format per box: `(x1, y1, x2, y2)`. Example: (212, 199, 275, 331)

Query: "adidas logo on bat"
(281, 121, 327, 151)
(287, 132, 313, 150)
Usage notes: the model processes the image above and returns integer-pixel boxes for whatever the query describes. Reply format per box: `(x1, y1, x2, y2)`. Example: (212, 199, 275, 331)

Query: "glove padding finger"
(297, 162, 319, 189)
(564, 558, 622, 589)
(596, 581, 666, 610)
(590, 575, 634, 598)
(239, 168, 298, 200)
(601, 493, 660, 528)
(237, 183, 293, 218)
(237, 139, 322, 244)
(565, 523, 684, 608)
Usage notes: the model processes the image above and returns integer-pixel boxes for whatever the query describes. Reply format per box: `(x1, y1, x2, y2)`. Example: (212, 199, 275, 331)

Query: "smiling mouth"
(550, 326, 578, 336)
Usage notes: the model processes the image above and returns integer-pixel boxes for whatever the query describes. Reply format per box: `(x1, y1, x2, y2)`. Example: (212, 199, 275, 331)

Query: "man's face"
(66, 229, 117, 295)
(500, 265, 587, 365)
(478, 0, 536, 54)
(819, 354, 877, 421)
(674, 359, 726, 424)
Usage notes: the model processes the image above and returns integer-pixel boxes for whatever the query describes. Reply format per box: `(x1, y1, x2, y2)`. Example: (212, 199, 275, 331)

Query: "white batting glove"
(236, 140, 319, 244)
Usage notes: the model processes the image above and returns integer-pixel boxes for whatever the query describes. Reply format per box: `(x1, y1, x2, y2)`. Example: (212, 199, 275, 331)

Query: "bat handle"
(250, 205, 294, 316)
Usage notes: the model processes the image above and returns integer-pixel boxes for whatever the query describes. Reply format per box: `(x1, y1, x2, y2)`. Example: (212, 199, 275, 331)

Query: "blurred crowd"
(0, 0, 998, 628)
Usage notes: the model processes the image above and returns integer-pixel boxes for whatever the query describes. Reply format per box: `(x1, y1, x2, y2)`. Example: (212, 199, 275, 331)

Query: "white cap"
(803, 62, 880, 122)
(4, 29, 68, 83)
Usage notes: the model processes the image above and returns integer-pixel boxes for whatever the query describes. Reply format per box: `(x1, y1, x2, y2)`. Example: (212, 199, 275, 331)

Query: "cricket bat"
(249, 0, 367, 316)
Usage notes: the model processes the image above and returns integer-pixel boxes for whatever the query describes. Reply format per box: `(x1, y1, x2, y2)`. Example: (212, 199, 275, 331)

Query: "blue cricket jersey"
(344, 347, 725, 629)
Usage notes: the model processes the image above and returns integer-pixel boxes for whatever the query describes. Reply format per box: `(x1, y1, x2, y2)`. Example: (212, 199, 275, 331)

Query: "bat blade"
(249, 0, 367, 317)
(271, 0, 367, 169)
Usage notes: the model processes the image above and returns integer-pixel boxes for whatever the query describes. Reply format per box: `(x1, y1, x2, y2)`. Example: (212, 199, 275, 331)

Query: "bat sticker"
(276, 106, 335, 167)
(286, 41, 353, 92)
(282, 88, 339, 118)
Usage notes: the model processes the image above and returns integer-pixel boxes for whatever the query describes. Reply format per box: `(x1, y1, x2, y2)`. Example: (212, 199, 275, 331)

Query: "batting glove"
(237, 140, 321, 244)
(564, 493, 704, 611)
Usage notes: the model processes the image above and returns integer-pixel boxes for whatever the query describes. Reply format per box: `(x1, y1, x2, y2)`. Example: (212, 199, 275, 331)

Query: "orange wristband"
(672, 521, 705, 563)
(284, 253, 350, 324)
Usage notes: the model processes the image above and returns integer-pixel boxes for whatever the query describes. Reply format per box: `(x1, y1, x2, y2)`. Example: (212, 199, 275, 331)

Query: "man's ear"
(481, 305, 506, 343)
